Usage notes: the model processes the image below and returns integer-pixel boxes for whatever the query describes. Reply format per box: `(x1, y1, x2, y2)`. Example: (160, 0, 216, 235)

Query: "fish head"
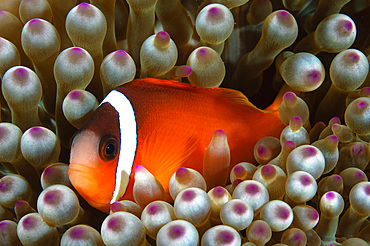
(69, 90, 137, 213)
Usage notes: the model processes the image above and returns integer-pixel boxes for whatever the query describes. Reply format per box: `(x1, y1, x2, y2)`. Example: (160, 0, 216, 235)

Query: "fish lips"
(68, 162, 112, 213)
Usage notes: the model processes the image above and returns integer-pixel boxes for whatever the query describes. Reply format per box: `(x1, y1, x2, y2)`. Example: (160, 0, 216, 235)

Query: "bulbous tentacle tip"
(37, 184, 80, 226)
(203, 129, 230, 190)
(101, 211, 146, 245)
(61, 224, 104, 246)
(133, 165, 165, 209)
(201, 225, 241, 246)
(156, 220, 199, 246)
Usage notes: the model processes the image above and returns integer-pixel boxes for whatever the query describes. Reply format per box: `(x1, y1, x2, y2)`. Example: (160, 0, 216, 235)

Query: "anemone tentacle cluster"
(0, 0, 369, 245)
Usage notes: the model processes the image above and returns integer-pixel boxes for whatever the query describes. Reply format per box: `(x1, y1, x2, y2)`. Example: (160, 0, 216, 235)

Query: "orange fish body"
(69, 78, 284, 213)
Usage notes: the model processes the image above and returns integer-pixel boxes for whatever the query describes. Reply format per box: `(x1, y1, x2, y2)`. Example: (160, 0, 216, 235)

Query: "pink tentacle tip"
(284, 141, 296, 149)
(28, 127, 44, 137)
(70, 227, 85, 239)
(110, 202, 121, 212)
(77, 2, 91, 10)
(355, 171, 365, 180)
(147, 203, 159, 215)
(177, 66, 192, 77)
(291, 116, 302, 123)
(208, 6, 221, 17)
(329, 117, 341, 125)
(107, 218, 121, 231)
(310, 209, 319, 220)
(325, 191, 336, 200)
(362, 87, 370, 95)
(276, 10, 294, 25)
(43, 191, 60, 205)
(289, 116, 303, 131)
(219, 230, 234, 243)
(70, 47, 85, 55)
(233, 165, 246, 176)
(283, 92, 296, 103)
(365, 184, 370, 196)
(114, 50, 129, 58)
(0, 180, 8, 192)
(254, 224, 268, 235)
(214, 129, 226, 137)
(261, 165, 276, 178)
(307, 69, 321, 83)
(277, 10, 290, 18)
(341, 20, 354, 33)
(169, 225, 185, 239)
(181, 190, 196, 201)
(328, 135, 339, 143)
(14, 67, 28, 78)
(155, 31, 170, 43)
(279, 207, 291, 219)
(175, 167, 188, 178)
(257, 146, 268, 157)
(68, 90, 83, 100)
(135, 165, 145, 172)
(292, 232, 304, 241)
(333, 175, 342, 182)
(233, 203, 247, 215)
(196, 47, 209, 57)
(300, 175, 312, 186)
(22, 217, 35, 230)
(347, 52, 360, 62)
(245, 184, 259, 195)
(42, 166, 54, 177)
(15, 200, 27, 207)
(212, 186, 226, 197)
(303, 146, 317, 157)
(357, 100, 368, 109)
(331, 123, 341, 132)
(28, 18, 43, 26)
(0, 221, 6, 228)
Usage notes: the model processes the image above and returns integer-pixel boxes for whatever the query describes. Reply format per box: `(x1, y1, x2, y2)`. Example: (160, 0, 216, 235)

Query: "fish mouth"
(68, 163, 96, 181)
(68, 166, 96, 186)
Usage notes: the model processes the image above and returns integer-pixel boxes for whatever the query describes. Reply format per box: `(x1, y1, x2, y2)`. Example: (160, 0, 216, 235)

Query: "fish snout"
(68, 162, 113, 213)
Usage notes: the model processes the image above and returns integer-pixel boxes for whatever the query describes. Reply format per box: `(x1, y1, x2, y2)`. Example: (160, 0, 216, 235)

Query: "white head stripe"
(100, 90, 137, 204)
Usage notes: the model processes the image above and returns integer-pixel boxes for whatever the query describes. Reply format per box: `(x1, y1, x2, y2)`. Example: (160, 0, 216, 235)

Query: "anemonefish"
(69, 78, 285, 213)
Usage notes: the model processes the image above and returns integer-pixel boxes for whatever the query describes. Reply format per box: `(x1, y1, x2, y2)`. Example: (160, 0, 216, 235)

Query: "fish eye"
(99, 135, 119, 161)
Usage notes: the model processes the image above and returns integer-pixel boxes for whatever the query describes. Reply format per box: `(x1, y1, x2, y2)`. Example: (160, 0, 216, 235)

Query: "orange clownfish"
(69, 78, 285, 213)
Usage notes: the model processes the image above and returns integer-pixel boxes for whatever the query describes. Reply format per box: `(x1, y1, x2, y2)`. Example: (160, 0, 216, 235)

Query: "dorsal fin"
(210, 87, 262, 111)
(131, 78, 282, 113)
